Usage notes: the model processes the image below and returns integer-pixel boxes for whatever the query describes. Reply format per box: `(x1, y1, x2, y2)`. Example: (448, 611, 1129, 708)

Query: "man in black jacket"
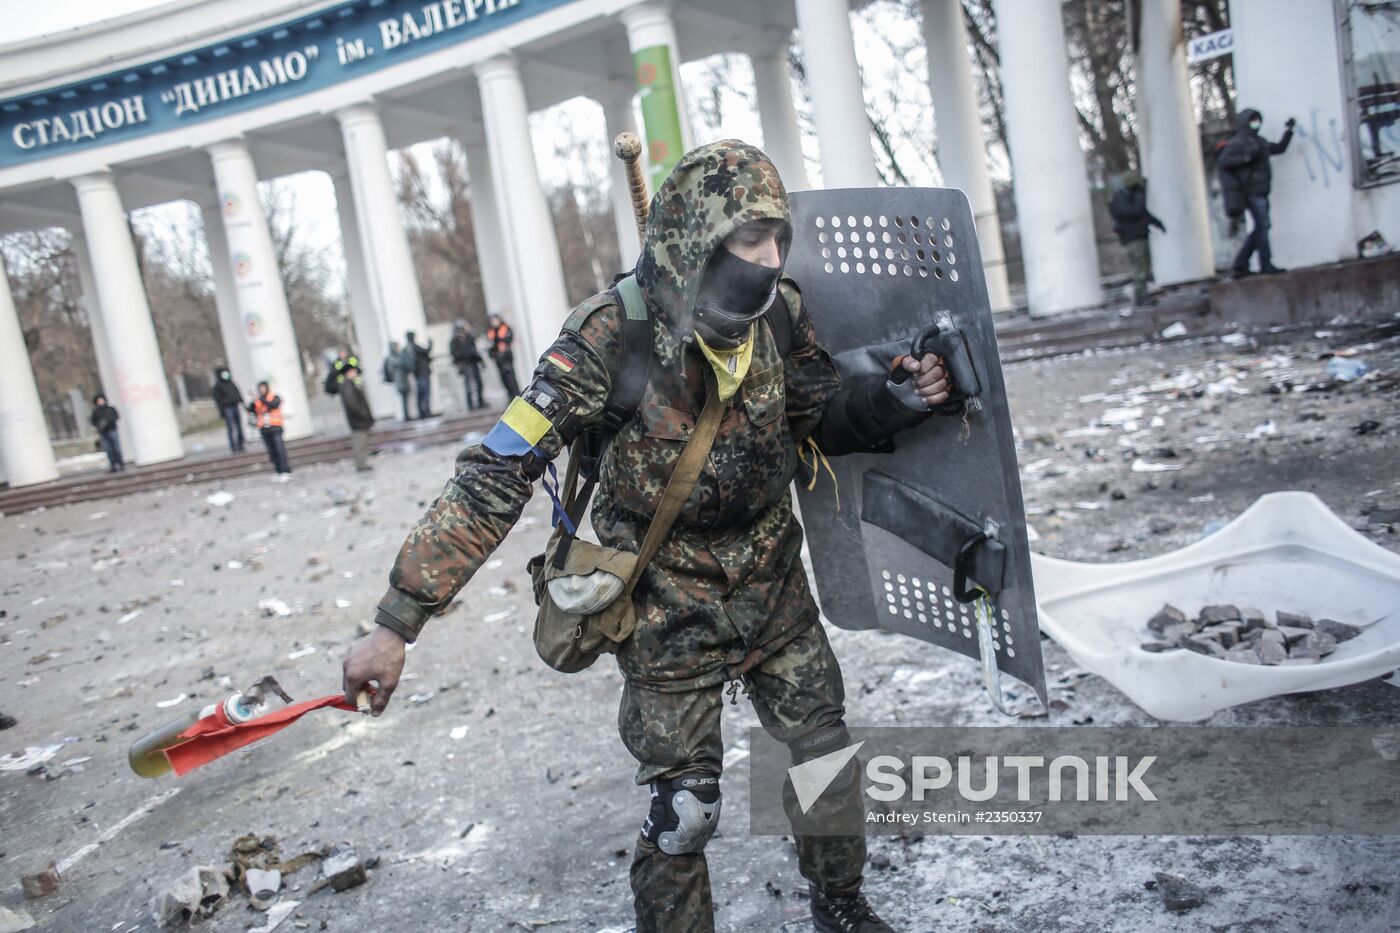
(1107, 171, 1167, 305)
(1217, 108, 1295, 276)
(405, 331, 434, 418)
(449, 321, 485, 411)
(90, 394, 123, 472)
(211, 367, 245, 453)
(332, 363, 376, 472)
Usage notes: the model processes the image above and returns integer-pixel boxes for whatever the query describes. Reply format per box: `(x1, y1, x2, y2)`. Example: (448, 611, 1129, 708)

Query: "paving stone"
(1276, 611, 1314, 629)
(1254, 638, 1288, 665)
(1198, 605, 1241, 625)
(1152, 872, 1205, 912)
(1148, 604, 1188, 637)
(1314, 619, 1362, 643)
(1289, 631, 1339, 660)
(1182, 636, 1227, 658)
(1224, 646, 1262, 665)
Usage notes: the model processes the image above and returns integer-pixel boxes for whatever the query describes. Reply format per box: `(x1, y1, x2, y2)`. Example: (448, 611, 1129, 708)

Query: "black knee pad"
(642, 772, 721, 856)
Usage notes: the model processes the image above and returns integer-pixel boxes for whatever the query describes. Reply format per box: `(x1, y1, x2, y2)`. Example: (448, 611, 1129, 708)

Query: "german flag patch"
(546, 349, 577, 373)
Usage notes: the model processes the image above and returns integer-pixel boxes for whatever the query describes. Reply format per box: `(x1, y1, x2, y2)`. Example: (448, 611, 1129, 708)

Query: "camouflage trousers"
(619, 620, 867, 933)
(1125, 238, 1151, 303)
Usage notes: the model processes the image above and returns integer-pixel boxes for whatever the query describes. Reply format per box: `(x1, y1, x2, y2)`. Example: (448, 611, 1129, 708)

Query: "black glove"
(1285, 117, 1297, 130)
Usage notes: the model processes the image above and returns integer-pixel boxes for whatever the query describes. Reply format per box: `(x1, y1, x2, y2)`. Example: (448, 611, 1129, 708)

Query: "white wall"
(1230, 0, 1400, 269)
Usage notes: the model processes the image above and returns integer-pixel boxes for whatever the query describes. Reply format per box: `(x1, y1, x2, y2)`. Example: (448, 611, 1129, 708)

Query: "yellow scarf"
(695, 326, 755, 402)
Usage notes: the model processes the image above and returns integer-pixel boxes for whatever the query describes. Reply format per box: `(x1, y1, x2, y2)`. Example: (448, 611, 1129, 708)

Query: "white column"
(0, 257, 58, 486)
(919, 0, 1012, 312)
(992, 0, 1102, 316)
(208, 140, 314, 440)
(795, 0, 881, 188)
(337, 105, 429, 354)
(599, 95, 645, 266)
(461, 142, 517, 315)
(71, 173, 184, 465)
(750, 40, 812, 191)
(475, 55, 572, 379)
(71, 234, 136, 458)
(1136, 0, 1214, 286)
(619, 2, 693, 149)
(200, 204, 255, 393)
(332, 173, 397, 419)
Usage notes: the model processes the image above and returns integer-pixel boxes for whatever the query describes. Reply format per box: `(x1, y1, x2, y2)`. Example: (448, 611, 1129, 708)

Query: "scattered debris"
(316, 844, 367, 893)
(1325, 357, 1370, 382)
(150, 865, 229, 927)
(204, 491, 235, 508)
(287, 645, 317, 661)
(1151, 871, 1205, 912)
(0, 905, 36, 933)
(155, 693, 189, 709)
(0, 744, 65, 772)
(20, 863, 60, 899)
(258, 599, 294, 618)
(1159, 322, 1188, 339)
(450, 725, 469, 740)
(1130, 459, 1182, 473)
(247, 901, 299, 933)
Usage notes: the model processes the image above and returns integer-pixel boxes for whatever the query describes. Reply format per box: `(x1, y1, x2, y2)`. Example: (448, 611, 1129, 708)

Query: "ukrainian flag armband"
(483, 396, 555, 458)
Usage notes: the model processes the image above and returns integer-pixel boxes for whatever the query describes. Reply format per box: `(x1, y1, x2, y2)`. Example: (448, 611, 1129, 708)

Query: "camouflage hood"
(634, 139, 791, 328)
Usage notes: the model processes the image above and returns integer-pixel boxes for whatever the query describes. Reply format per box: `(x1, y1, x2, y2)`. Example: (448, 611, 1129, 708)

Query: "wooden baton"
(613, 132, 650, 245)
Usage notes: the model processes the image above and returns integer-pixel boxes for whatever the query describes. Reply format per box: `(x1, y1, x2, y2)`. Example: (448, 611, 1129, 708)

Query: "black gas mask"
(692, 234, 787, 349)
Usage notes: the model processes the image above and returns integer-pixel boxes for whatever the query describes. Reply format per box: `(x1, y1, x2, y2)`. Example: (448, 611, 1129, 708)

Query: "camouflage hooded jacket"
(375, 141, 853, 692)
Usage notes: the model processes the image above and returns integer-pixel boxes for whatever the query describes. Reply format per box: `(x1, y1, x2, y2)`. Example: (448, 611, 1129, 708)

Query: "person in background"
(90, 393, 124, 473)
(384, 339, 412, 421)
(324, 347, 360, 394)
(211, 367, 245, 453)
(248, 381, 292, 478)
(1217, 108, 1295, 276)
(334, 362, 376, 472)
(450, 320, 485, 411)
(405, 330, 435, 419)
(1107, 171, 1167, 306)
(486, 313, 520, 400)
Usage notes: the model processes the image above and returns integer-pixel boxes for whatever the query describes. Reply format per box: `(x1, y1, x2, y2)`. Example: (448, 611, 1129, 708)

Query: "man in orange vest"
(486, 313, 520, 400)
(248, 381, 292, 477)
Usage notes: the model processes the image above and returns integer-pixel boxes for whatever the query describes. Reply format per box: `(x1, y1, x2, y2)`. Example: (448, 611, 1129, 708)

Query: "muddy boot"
(809, 883, 897, 933)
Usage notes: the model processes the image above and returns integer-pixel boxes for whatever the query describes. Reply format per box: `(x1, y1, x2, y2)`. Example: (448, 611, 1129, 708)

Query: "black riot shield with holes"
(787, 188, 1045, 708)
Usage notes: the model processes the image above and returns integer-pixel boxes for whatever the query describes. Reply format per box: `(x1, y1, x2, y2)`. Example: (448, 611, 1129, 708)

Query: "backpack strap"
(551, 274, 652, 568)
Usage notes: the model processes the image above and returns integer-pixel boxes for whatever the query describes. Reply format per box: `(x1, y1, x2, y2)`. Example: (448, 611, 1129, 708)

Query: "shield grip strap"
(860, 471, 1006, 598)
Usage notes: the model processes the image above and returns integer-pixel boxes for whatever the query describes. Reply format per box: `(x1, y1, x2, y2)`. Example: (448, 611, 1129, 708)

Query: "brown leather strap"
(626, 370, 722, 597)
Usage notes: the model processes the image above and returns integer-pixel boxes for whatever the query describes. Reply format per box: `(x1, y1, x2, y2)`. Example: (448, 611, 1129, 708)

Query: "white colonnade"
(750, 34, 812, 191)
(71, 235, 137, 459)
(992, 0, 1103, 316)
(71, 173, 185, 465)
(331, 172, 399, 420)
(795, 0, 881, 188)
(208, 139, 314, 440)
(1135, 0, 1214, 286)
(200, 203, 256, 394)
(475, 55, 571, 383)
(337, 105, 430, 355)
(0, 256, 58, 486)
(919, 0, 1012, 311)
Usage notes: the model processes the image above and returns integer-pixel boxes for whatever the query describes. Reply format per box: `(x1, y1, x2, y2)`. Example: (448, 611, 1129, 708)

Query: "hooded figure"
(346, 141, 952, 933)
(1217, 108, 1295, 275)
(1107, 171, 1166, 304)
(211, 367, 245, 453)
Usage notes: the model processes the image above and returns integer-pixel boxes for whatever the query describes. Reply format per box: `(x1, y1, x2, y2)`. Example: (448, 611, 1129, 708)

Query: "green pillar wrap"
(633, 44, 685, 189)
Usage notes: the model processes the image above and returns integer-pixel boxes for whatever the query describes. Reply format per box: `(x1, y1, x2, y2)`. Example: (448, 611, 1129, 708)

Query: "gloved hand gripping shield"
(787, 188, 1046, 709)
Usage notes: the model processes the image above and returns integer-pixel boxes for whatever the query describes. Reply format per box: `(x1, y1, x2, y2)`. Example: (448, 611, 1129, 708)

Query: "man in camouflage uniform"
(345, 141, 952, 932)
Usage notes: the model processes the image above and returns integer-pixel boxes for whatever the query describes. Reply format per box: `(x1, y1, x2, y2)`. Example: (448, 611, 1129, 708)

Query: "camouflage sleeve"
(777, 281, 842, 445)
(374, 299, 624, 642)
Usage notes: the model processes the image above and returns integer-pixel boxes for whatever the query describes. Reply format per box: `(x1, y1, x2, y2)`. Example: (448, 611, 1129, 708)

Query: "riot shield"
(788, 187, 1045, 708)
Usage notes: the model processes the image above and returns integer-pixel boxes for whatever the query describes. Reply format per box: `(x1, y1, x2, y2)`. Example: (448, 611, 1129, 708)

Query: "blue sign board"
(0, 0, 577, 169)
